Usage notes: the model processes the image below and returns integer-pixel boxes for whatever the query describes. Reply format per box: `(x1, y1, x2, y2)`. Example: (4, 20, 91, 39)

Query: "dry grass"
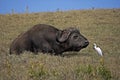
(0, 9, 120, 80)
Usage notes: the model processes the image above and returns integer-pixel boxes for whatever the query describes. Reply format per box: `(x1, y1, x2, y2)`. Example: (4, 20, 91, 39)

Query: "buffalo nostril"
(81, 41, 89, 48)
(85, 41, 89, 45)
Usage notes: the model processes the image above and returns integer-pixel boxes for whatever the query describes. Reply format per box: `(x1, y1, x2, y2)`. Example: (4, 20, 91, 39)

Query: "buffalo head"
(56, 27, 89, 52)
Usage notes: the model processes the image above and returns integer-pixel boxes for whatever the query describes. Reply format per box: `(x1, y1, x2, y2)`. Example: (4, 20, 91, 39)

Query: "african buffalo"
(10, 24, 89, 55)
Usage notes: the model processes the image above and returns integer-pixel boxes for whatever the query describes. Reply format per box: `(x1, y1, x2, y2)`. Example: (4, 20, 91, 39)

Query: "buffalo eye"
(73, 35, 79, 40)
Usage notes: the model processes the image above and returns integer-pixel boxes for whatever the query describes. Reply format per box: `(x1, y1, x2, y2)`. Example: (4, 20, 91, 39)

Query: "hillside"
(0, 9, 120, 80)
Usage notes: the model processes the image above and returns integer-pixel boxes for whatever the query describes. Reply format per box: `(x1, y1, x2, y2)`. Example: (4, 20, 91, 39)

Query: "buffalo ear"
(56, 30, 71, 42)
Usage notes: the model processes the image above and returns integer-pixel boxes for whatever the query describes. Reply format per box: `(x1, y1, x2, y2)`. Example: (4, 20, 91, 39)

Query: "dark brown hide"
(10, 24, 89, 55)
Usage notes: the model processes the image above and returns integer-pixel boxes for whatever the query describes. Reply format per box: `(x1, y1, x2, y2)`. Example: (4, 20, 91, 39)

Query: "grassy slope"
(0, 9, 120, 80)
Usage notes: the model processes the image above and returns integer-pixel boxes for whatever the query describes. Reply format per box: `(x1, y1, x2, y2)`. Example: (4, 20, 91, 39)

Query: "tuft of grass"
(28, 61, 48, 80)
(97, 64, 112, 80)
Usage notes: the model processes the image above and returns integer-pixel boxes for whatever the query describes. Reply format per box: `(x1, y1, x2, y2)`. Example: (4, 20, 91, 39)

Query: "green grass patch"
(0, 9, 120, 80)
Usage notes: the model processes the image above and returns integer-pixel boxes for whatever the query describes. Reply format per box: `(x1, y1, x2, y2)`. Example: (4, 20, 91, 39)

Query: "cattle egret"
(93, 43, 103, 56)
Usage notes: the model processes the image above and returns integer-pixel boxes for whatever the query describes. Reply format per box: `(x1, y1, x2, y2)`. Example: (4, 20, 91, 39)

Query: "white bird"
(93, 43, 103, 56)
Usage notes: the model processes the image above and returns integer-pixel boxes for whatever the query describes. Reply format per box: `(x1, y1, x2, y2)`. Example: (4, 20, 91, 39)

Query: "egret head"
(93, 43, 97, 49)
(93, 43, 96, 46)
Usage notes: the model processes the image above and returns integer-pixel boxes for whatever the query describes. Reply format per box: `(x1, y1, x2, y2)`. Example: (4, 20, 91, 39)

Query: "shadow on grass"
(63, 52, 91, 58)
